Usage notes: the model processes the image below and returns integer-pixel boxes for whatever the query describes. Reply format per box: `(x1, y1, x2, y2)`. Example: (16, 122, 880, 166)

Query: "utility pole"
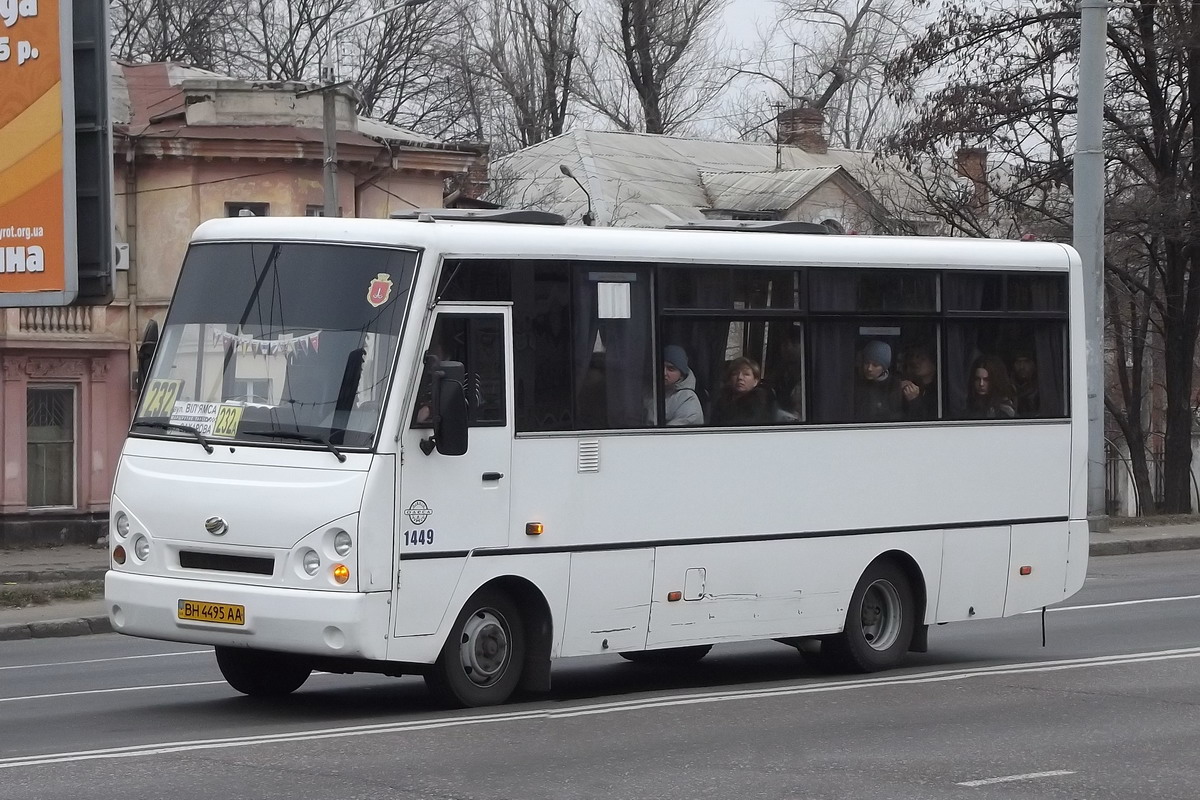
(321, 0, 431, 217)
(1075, 0, 1107, 527)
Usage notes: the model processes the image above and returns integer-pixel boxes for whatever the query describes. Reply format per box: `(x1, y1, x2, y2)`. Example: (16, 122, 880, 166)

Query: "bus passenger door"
(394, 307, 512, 636)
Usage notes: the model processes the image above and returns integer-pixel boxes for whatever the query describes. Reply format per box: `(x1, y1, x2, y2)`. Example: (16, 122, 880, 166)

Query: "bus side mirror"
(420, 361, 469, 456)
(134, 319, 159, 393)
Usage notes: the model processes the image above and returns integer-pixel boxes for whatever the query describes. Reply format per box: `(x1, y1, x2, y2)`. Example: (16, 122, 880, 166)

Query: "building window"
(226, 202, 269, 217)
(27, 386, 75, 508)
(306, 205, 343, 217)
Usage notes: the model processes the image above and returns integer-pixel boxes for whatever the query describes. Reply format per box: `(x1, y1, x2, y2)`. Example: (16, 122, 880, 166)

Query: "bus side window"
(412, 314, 506, 428)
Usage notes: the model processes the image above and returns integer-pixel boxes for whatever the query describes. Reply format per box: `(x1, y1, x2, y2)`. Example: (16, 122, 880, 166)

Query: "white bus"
(106, 212, 1088, 707)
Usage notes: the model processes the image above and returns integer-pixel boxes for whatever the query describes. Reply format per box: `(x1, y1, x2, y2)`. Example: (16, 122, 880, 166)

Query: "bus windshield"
(132, 241, 417, 450)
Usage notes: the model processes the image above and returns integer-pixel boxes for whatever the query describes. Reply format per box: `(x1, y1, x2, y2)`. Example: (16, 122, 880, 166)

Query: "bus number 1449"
(404, 529, 434, 546)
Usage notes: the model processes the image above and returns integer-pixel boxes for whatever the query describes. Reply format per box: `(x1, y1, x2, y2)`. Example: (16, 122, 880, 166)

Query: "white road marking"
(1032, 593, 1200, 614)
(0, 680, 228, 704)
(2, 646, 1200, 770)
(957, 770, 1075, 787)
(0, 650, 208, 672)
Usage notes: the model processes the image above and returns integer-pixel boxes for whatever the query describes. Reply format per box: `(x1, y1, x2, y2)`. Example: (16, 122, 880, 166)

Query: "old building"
(490, 108, 908, 232)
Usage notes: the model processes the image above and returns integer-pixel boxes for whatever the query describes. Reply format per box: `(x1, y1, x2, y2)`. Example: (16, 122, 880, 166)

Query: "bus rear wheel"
(820, 560, 914, 673)
(214, 646, 312, 697)
(619, 645, 712, 666)
(425, 588, 526, 708)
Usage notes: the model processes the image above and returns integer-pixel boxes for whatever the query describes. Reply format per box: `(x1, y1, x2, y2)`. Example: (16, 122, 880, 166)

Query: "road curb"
(0, 615, 112, 641)
(1089, 536, 1200, 557)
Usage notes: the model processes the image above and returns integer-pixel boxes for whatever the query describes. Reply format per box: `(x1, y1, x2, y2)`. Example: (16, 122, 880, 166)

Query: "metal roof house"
(489, 109, 898, 232)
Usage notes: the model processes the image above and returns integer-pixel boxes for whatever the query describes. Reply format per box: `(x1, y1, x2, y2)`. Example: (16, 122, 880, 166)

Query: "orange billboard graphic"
(0, 0, 75, 301)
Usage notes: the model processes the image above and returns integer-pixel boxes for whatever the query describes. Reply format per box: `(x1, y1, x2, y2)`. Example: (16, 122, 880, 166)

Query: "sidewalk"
(2, 521, 1200, 641)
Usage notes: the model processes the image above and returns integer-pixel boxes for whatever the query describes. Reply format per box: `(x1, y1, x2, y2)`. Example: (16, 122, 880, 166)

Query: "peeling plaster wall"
(358, 173, 447, 218)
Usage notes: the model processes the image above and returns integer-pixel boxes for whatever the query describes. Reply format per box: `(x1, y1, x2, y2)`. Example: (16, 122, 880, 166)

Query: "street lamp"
(559, 164, 594, 226)
(322, 0, 431, 217)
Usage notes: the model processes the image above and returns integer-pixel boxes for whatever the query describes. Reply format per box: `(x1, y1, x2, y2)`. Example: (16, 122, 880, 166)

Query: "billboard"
(0, 0, 77, 306)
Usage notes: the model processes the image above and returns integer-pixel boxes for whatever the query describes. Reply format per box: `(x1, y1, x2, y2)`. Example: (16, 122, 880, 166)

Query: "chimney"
(776, 107, 828, 154)
(955, 147, 989, 211)
(458, 146, 491, 200)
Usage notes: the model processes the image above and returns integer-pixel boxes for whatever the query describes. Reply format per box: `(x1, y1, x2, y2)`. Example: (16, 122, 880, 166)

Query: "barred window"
(27, 387, 75, 508)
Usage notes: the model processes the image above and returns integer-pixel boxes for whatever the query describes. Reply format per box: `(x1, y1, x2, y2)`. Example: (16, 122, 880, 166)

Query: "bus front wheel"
(821, 560, 914, 673)
(214, 646, 312, 697)
(425, 588, 526, 708)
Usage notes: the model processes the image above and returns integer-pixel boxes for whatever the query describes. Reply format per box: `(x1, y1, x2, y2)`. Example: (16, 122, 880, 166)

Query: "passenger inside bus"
(854, 340, 904, 422)
(1010, 350, 1040, 417)
(965, 355, 1016, 419)
(656, 345, 704, 426)
(710, 356, 778, 426)
(899, 344, 938, 420)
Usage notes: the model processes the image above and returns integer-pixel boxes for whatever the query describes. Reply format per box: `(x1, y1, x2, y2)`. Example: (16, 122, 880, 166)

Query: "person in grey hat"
(656, 344, 704, 426)
(855, 339, 903, 421)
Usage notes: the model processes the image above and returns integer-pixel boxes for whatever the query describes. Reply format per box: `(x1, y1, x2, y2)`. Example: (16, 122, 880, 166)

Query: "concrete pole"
(1075, 0, 1108, 527)
(322, 85, 339, 218)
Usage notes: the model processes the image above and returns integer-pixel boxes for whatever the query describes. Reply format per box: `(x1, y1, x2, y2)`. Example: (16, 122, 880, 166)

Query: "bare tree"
(110, 0, 243, 70)
(460, 0, 582, 150)
(887, 0, 1200, 513)
(346, 1, 475, 136)
(775, 0, 919, 148)
(578, 0, 732, 135)
(238, 0, 357, 81)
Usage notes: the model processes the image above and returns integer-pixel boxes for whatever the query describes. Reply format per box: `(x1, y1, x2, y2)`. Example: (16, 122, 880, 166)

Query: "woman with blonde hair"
(711, 356, 776, 426)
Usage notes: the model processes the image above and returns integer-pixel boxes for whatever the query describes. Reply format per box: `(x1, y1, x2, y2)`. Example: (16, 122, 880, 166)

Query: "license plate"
(178, 600, 245, 625)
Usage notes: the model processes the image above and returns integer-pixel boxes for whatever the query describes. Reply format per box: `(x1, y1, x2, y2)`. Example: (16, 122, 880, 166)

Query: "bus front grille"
(178, 551, 275, 576)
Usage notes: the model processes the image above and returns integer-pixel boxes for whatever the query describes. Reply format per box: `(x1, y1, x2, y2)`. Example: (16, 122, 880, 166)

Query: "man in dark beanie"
(855, 339, 903, 421)
(659, 345, 704, 426)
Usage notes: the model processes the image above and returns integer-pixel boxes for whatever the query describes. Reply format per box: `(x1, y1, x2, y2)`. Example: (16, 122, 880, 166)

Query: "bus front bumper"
(105, 571, 391, 661)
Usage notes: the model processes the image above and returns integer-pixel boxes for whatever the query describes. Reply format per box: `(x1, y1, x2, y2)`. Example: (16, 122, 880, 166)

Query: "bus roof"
(190, 216, 1079, 272)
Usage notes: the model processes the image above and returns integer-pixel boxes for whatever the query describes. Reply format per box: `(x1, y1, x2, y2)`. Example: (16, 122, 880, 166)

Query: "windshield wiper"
(132, 420, 214, 454)
(241, 428, 346, 462)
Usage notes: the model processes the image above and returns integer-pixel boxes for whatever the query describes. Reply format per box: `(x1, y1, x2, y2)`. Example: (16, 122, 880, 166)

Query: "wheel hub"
(860, 579, 903, 651)
(459, 609, 510, 686)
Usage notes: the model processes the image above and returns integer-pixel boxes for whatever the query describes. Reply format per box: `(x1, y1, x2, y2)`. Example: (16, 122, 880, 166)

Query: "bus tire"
(821, 560, 914, 673)
(618, 645, 712, 666)
(214, 646, 312, 697)
(425, 588, 526, 708)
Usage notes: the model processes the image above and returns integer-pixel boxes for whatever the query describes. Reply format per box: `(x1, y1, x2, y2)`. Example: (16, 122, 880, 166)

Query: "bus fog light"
(302, 549, 321, 576)
(132, 535, 150, 562)
(333, 530, 352, 557)
(113, 545, 126, 565)
(113, 511, 129, 539)
(332, 564, 350, 584)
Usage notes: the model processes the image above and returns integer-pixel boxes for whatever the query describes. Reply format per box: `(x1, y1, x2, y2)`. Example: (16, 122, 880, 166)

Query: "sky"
(723, 0, 782, 50)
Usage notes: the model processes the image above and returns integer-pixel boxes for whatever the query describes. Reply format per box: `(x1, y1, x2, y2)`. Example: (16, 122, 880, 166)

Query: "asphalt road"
(2, 550, 1199, 799)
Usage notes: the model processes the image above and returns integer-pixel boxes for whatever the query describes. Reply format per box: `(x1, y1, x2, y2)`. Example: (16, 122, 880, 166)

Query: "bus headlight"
(113, 511, 129, 539)
(131, 534, 150, 562)
(302, 549, 321, 576)
(333, 530, 353, 557)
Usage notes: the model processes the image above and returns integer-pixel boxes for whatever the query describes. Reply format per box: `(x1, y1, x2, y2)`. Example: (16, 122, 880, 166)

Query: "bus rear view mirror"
(135, 319, 160, 393)
(420, 361, 469, 456)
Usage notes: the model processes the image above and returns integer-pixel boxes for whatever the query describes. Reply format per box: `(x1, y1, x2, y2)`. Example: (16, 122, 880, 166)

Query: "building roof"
(701, 167, 848, 212)
(110, 61, 480, 159)
(492, 129, 891, 228)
